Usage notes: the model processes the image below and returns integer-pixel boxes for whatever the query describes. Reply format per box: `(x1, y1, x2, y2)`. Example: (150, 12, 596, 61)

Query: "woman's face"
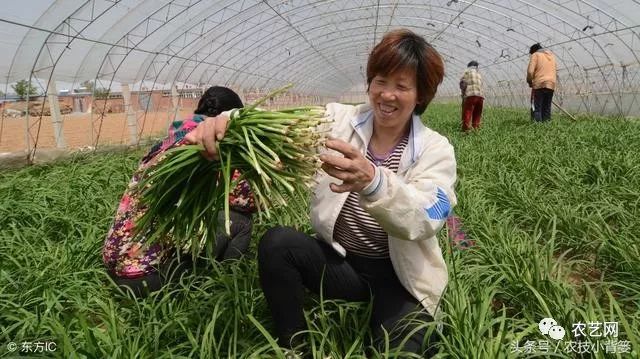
(368, 67, 419, 131)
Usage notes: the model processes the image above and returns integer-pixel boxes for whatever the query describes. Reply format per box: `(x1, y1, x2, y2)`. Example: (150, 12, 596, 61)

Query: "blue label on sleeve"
(425, 188, 450, 220)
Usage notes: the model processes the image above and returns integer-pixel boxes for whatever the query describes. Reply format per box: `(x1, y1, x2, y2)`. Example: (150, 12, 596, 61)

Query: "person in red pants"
(459, 60, 484, 132)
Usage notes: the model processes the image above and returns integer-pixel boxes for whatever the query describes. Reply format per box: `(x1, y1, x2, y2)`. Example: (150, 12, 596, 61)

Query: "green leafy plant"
(93, 87, 111, 99)
(1, 103, 638, 358)
(134, 85, 330, 254)
(11, 79, 39, 100)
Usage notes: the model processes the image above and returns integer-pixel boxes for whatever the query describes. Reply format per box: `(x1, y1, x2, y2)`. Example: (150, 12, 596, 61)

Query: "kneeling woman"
(185, 29, 457, 356)
(102, 86, 256, 297)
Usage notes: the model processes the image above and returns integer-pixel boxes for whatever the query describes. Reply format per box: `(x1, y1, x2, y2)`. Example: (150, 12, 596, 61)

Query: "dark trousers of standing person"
(111, 210, 252, 297)
(257, 226, 439, 357)
(461, 95, 484, 132)
(532, 88, 554, 122)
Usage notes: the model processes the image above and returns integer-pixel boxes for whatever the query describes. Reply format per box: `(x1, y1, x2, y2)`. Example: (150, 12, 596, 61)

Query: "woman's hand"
(320, 138, 375, 193)
(184, 115, 229, 160)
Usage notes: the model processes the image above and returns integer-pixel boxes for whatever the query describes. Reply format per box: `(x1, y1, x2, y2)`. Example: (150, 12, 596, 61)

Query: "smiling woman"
(259, 29, 455, 358)
(183, 28, 457, 357)
(366, 29, 445, 165)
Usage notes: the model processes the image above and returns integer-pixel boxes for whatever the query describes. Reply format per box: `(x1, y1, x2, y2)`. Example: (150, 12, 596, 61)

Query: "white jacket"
(311, 102, 457, 317)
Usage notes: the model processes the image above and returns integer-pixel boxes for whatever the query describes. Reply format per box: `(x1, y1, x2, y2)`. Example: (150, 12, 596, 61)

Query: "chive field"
(1, 103, 639, 358)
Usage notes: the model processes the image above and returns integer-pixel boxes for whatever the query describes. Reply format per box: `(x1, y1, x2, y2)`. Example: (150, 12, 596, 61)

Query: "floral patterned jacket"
(102, 114, 255, 278)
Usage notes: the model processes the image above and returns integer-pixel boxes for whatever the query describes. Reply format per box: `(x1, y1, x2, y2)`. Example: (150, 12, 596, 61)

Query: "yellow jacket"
(311, 102, 457, 317)
(527, 50, 557, 90)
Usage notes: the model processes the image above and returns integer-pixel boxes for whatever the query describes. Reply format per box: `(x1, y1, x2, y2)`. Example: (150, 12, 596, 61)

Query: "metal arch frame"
(137, 0, 392, 96)
(158, 0, 338, 93)
(240, 41, 370, 94)
(237, 30, 465, 95)
(191, 3, 528, 96)
(71, 0, 640, 115)
(222, 0, 544, 99)
(430, 0, 480, 43)
(201, 0, 611, 96)
(67, 0, 177, 146)
(130, 0, 255, 85)
(223, 22, 374, 91)
(169, 0, 536, 99)
(423, 0, 612, 108)
(159, 1, 383, 93)
(1, 0, 638, 157)
(480, 0, 629, 113)
(126, 0, 628, 100)
(129, 1, 281, 97)
(547, 29, 640, 114)
(467, 1, 599, 109)
(263, 0, 356, 88)
(226, 3, 525, 88)
(234, 0, 633, 110)
(536, 0, 640, 114)
(22, 0, 123, 162)
(251, 21, 514, 89)
(524, 1, 635, 76)
(129, 1, 269, 141)
(199, 6, 354, 90)
(145, 1, 285, 90)
(88, 0, 202, 148)
(0, 0, 80, 159)
(233, 23, 523, 95)
(156, 1, 284, 98)
(284, 30, 502, 96)
(156, 1, 279, 92)
(468, 3, 624, 111)
(129, 1, 329, 140)
(444, 0, 587, 106)
(438, 0, 636, 73)
(556, 47, 595, 112)
(69, 0, 172, 91)
(425, 0, 624, 111)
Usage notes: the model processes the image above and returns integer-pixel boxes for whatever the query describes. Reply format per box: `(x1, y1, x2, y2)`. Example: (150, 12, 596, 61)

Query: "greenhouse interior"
(1, 1, 638, 358)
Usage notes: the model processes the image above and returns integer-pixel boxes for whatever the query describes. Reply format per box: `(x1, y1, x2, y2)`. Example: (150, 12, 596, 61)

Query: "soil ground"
(0, 110, 192, 153)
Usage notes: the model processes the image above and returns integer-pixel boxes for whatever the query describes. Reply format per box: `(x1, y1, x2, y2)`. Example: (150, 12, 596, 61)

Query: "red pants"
(461, 96, 484, 131)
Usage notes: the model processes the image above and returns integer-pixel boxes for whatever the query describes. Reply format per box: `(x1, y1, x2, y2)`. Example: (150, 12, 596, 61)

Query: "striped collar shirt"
(332, 135, 408, 258)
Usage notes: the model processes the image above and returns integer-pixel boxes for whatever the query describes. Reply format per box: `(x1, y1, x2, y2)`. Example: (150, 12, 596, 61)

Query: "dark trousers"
(532, 88, 554, 122)
(257, 226, 438, 356)
(461, 96, 484, 131)
(112, 210, 252, 297)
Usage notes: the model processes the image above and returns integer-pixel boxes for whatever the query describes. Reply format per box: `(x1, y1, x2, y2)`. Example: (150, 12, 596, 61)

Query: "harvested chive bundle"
(133, 84, 330, 254)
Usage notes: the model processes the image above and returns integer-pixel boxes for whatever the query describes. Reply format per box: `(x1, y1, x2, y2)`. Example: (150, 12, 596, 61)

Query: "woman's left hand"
(320, 138, 375, 193)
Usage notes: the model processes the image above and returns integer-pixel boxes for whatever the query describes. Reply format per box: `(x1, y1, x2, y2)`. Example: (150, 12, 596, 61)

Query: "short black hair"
(194, 86, 243, 117)
(467, 60, 478, 67)
(529, 43, 542, 54)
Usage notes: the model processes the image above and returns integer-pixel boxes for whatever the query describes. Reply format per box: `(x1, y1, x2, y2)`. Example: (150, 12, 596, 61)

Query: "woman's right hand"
(184, 114, 229, 160)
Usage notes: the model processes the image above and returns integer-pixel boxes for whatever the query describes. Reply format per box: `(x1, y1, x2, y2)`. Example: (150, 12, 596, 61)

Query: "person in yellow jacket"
(527, 43, 557, 122)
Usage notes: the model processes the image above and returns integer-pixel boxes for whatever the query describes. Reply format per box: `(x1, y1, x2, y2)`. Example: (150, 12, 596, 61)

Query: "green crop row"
(0, 103, 638, 358)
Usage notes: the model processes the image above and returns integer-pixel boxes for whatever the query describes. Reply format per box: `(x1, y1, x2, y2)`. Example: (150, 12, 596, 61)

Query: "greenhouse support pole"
(48, 79, 65, 148)
(170, 84, 179, 124)
(121, 84, 138, 145)
(171, 84, 179, 109)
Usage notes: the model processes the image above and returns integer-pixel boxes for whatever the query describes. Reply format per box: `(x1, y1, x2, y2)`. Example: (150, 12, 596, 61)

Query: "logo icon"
(539, 317, 556, 335)
(538, 318, 565, 340)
